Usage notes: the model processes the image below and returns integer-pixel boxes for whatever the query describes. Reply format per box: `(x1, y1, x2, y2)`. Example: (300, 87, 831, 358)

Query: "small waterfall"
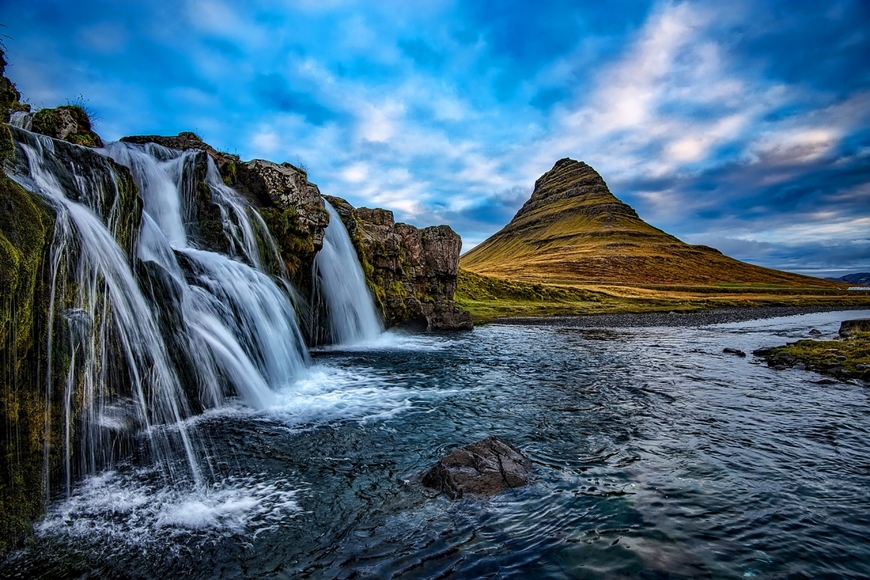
(7, 128, 311, 497)
(313, 201, 383, 345)
(11, 132, 202, 495)
(9, 110, 33, 131)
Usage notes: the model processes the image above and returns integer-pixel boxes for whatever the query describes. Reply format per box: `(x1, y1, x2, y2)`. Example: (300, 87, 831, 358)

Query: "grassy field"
(455, 269, 870, 324)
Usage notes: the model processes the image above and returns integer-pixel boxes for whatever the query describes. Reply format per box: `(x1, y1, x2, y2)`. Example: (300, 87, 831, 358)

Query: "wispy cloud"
(4, 0, 869, 273)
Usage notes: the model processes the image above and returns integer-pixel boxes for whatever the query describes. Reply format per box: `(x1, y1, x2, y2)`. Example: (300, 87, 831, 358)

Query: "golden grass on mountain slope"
(455, 269, 869, 324)
(461, 158, 844, 289)
(455, 158, 865, 322)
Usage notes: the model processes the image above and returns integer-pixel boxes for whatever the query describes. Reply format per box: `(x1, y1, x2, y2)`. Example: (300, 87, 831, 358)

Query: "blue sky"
(3, 0, 869, 276)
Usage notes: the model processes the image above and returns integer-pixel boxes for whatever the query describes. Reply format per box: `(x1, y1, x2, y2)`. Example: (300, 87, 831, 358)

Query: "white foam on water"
(37, 469, 302, 546)
(266, 365, 416, 425)
(313, 329, 454, 353)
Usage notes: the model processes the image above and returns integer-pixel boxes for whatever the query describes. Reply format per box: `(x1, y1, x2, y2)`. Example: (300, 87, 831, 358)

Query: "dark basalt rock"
(422, 437, 531, 499)
(839, 319, 870, 337)
(324, 195, 473, 331)
(723, 347, 746, 357)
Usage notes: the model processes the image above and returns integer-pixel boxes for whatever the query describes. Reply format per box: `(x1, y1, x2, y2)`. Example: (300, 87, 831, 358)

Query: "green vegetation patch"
(755, 332, 870, 382)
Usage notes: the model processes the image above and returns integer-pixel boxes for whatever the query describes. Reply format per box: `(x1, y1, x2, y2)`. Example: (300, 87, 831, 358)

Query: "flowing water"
(313, 201, 383, 346)
(3, 310, 869, 579)
(7, 130, 314, 496)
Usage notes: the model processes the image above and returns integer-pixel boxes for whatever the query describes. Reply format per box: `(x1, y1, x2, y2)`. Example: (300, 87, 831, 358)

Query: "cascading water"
(10, 129, 202, 495)
(313, 201, 384, 345)
(6, 127, 312, 498)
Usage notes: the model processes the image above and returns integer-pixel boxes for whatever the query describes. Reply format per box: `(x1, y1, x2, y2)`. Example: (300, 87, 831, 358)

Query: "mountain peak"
(507, 159, 638, 234)
(461, 159, 839, 287)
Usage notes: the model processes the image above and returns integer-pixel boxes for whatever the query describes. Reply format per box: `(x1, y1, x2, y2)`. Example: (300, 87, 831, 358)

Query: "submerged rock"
(422, 437, 531, 499)
(723, 348, 746, 357)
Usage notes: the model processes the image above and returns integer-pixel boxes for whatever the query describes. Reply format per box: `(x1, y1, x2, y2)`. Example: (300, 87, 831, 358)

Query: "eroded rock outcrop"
(27, 106, 104, 148)
(422, 437, 532, 499)
(326, 196, 473, 330)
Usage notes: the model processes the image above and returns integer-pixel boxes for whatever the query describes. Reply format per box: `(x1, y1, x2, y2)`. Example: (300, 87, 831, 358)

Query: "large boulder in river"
(422, 437, 532, 499)
(839, 319, 870, 337)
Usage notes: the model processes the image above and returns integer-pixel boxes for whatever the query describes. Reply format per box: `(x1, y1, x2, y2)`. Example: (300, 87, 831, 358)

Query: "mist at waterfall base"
(4, 127, 870, 578)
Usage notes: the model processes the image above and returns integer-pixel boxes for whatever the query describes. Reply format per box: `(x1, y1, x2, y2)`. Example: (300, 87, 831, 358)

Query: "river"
(3, 309, 870, 579)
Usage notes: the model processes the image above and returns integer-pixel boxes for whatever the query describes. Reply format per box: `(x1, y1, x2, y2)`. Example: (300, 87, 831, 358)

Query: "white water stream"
(313, 201, 383, 345)
(7, 128, 381, 501)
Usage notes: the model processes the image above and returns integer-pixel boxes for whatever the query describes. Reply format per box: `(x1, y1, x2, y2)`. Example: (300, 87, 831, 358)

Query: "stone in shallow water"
(422, 437, 532, 499)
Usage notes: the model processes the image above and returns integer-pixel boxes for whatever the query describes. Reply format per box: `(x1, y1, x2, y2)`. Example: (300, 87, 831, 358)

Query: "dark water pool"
(4, 310, 870, 579)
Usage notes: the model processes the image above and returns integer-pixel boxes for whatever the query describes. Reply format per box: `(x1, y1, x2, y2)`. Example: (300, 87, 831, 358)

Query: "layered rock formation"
(325, 196, 473, 330)
(462, 158, 843, 287)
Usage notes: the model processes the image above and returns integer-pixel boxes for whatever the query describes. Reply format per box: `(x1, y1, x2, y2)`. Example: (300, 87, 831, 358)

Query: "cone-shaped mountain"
(461, 159, 837, 286)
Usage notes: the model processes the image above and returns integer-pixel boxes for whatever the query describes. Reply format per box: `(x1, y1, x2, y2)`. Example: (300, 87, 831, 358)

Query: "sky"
(2, 0, 869, 277)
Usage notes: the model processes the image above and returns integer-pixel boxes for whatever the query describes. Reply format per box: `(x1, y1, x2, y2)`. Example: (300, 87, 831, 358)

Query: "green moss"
(257, 206, 318, 289)
(0, 175, 55, 555)
(221, 160, 238, 186)
(759, 333, 870, 381)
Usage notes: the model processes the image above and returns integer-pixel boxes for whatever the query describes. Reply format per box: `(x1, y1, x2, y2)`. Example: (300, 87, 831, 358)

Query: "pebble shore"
(491, 305, 870, 328)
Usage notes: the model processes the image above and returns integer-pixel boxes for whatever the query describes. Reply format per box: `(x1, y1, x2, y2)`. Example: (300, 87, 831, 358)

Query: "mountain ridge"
(461, 159, 840, 288)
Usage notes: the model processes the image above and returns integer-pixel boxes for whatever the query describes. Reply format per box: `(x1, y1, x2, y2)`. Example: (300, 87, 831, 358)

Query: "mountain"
(461, 158, 839, 287)
(837, 273, 870, 285)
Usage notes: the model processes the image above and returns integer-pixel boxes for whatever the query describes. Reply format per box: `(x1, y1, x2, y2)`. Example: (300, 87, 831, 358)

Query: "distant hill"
(835, 273, 870, 285)
(461, 158, 841, 287)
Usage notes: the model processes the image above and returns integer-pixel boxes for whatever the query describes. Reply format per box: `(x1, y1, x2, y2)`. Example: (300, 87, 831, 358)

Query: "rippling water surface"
(5, 310, 870, 579)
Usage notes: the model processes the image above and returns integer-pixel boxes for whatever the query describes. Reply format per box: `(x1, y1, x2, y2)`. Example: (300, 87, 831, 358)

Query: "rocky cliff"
(326, 196, 472, 330)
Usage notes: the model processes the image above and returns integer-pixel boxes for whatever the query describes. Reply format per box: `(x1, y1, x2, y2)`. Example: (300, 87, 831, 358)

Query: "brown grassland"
(456, 159, 867, 323)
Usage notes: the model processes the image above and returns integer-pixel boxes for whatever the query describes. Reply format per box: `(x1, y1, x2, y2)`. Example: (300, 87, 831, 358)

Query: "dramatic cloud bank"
(4, 0, 869, 275)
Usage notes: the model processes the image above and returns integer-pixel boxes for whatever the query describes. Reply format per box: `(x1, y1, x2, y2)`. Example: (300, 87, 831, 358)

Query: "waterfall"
(313, 201, 383, 345)
(7, 128, 311, 496)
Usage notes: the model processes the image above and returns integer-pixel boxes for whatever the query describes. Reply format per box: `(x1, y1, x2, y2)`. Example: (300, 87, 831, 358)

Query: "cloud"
(5, 0, 869, 272)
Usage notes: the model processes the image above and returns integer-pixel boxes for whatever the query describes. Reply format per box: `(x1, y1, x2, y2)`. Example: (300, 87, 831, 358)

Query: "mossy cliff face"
(0, 55, 143, 549)
(325, 196, 472, 330)
(120, 132, 329, 288)
(0, 174, 55, 556)
(0, 130, 144, 553)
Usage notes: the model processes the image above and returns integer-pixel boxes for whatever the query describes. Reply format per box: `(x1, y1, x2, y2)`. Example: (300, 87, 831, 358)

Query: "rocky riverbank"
(491, 305, 870, 329)
(753, 319, 870, 384)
